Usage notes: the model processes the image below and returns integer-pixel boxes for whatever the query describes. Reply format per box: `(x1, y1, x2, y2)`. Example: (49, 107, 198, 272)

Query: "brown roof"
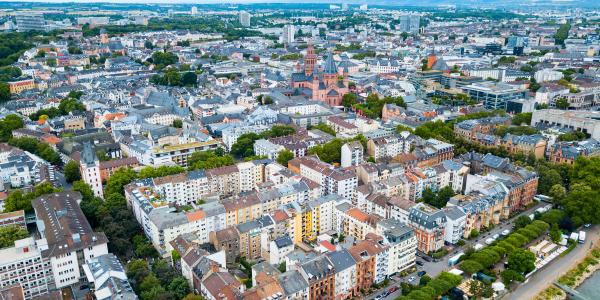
(214, 226, 240, 242)
(99, 157, 139, 170)
(31, 192, 108, 258)
(152, 172, 187, 185)
(206, 164, 239, 177)
(202, 272, 243, 300)
(222, 193, 261, 212)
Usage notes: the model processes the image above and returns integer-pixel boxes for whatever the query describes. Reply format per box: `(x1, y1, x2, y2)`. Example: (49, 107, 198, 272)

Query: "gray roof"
(278, 270, 309, 296)
(325, 250, 356, 272)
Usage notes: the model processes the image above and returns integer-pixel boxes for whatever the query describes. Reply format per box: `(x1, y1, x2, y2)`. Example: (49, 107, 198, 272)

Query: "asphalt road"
(503, 225, 600, 300)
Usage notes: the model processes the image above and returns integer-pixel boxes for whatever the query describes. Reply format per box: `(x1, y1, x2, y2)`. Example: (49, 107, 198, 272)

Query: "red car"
(388, 287, 397, 293)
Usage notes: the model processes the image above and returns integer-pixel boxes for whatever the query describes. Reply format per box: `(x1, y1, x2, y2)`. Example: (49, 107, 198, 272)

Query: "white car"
(501, 229, 510, 236)
(409, 276, 416, 282)
(492, 234, 500, 240)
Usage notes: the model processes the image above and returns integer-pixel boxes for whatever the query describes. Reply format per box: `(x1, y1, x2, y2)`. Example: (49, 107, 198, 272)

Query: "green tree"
(47, 58, 57, 67)
(0, 225, 29, 248)
(469, 229, 480, 239)
(64, 160, 81, 183)
(276, 149, 294, 166)
(514, 215, 532, 230)
(181, 72, 197, 86)
(512, 112, 533, 126)
(172, 119, 183, 128)
(501, 269, 525, 285)
(0, 82, 10, 103)
(182, 294, 205, 300)
(460, 259, 483, 274)
(507, 249, 536, 274)
(310, 123, 336, 136)
(341, 93, 357, 108)
(555, 97, 570, 110)
(168, 276, 190, 299)
(549, 223, 562, 243)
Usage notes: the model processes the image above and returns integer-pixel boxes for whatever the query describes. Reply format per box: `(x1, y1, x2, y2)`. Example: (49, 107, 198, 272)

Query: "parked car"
(501, 229, 510, 236)
(388, 287, 397, 293)
(422, 256, 432, 262)
(409, 276, 416, 282)
(492, 234, 499, 240)
(416, 260, 424, 266)
(417, 271, 427, 277)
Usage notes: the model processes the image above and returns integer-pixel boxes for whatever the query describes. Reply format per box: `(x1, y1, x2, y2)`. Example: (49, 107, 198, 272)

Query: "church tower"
(80, 142, 104, 198)
(304, 41, 317, 76)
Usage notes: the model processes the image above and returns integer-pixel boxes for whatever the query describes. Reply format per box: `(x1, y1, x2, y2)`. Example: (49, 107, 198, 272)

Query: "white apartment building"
(32, 192, 109, 290)
(341, 141, 364, 168)
(534, 69, 564, 83)
(125, 184, 227, 255)
(254, 139, 285, 160)
(294, 156, 357, 201)
(443, 206, 467, 245)
(281, 25, 295, 44)
(326, 250, 356, 299)
(376, 219, 417, 276)
(222, 124, 270, 151)
(0, 238, 51, 300)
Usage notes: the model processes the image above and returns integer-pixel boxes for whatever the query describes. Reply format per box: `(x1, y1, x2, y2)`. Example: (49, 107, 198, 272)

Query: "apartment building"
(325, 250, 356, 299)
(222, 193, 263, 227)
(407, 203, 447, 253)
(32, 192, 109, 289)
(447, 190, 508, 239)
(377, 219, 417, 276)
(82, 254, 137, 300)
(367, 132, 413, 161)
(149, 140, 221, 167)
(236, 216, 274, 260)
(335, 205, 381, 241)
(549, 139, 600, 164)
(0, 238, 51, 300)
(341, 141, 364, 168)
(299, 255, 336, 300)
(125, 183, 226, 255)
(289, 156, 357, 201)
(302, 195, 340, 241)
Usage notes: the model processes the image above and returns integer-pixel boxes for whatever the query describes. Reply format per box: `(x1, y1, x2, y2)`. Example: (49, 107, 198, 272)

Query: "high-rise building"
(239, 11, 251, 27)
(342, 3, 349, 11)
(398, 15, 420, 34)
(281, 24, 295, 45)
(191, 6, 198, 16)
(15, 13, 46, 32)
(359, 4, 368, 10)
(79, 142, 104, 198)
